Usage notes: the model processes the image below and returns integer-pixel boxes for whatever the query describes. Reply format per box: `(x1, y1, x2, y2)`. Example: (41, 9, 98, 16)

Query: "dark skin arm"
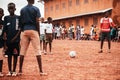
(36, 17, 40, 36)
(3, 32, 7, 51)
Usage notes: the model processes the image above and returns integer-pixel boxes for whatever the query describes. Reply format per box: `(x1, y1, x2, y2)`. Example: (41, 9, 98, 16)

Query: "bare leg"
(19, 55, 24, 74)
(13, 55, 18, 72)
(36, 55, 47, 75)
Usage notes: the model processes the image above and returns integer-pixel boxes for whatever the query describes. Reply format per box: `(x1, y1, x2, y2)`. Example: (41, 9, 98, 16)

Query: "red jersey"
(100, 17, 114, 32)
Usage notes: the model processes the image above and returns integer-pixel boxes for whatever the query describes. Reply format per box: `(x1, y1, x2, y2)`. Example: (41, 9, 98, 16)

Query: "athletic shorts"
(5, 42, 20, 56)
(46, 33, 53, 43)
(40, 34, 46, 41)
(100, 32, 111, 41)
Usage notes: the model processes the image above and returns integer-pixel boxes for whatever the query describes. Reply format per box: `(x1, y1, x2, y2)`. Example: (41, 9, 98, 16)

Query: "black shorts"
(5, 42, 20, 56)
(46, 33, 53, 43)
(100, 32, 111, 41)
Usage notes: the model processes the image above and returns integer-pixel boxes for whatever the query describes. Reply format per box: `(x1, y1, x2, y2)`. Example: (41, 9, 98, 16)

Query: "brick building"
(41, 0, 113, 33)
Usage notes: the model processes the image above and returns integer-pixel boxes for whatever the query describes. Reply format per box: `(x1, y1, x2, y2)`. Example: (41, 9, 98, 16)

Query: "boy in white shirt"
(45, 17, 53, 54)
(39, 18, 47, 54)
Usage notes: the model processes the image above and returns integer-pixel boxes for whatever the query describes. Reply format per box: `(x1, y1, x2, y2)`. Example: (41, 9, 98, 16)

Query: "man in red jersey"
(99, 11, 115, 53)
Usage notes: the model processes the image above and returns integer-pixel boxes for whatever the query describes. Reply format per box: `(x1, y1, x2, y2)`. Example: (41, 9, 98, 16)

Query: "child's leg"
(13, 55, 18, 72)
(0, 48, 3, 73)
(40, 40, 42, 51)
(43, 41, 46, 54)
(49, 42, 52, 53)
(12, 55, 18, 76)
(6, 55, 12, 76)
(36, 55, 43, 73)
(8, 55, 12, 72)
(19, 55, 24, 73)
(46, 42, 48, 52)
(36, 55, 47, 75)
(0, 60, 3, 72)
(0, 60, 4, 76)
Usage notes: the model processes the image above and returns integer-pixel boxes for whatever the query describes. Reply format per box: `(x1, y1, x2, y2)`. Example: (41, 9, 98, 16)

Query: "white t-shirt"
(46, 23, 53, 33)
(39, 23, 46, 35)
(81, 28, 85, 35)
(100, 17, 113, 23)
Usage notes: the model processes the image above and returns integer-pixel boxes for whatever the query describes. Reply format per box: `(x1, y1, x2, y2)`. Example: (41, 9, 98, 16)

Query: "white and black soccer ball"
(69, 51, 76, 58)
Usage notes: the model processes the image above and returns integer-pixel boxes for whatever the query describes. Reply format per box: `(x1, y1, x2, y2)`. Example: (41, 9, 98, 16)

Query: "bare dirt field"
(1, 40, 120, 80)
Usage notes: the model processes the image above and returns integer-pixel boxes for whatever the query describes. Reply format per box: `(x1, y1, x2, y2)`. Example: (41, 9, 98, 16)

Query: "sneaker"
(12, 72, 17, 76)
(40, 72, 47, 76)
(6, 72, 12, 76)
(0, 72, 4, 77)
(98, 50, 103, 53)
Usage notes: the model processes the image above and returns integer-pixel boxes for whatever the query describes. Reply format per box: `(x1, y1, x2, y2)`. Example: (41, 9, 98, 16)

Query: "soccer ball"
(69, 51, 76, 58)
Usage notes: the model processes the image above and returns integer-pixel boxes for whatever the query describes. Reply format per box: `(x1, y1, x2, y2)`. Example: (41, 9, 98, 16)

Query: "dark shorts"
(6, 42, 20, 56)
(46, 33, 53, 43)
(100, 32, 111, 41)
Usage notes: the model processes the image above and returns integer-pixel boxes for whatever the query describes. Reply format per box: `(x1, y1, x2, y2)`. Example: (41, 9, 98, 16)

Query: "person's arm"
(36, 7, 41, 36)
(100, 18, 103, 32)
(3, 16, 8, 50)
(36, 17, 40, 36)
(11, 16, 21, 43)
(3, 32, 8, 52)
(109, 18, 115, 27)
(11, 29, 21, 43)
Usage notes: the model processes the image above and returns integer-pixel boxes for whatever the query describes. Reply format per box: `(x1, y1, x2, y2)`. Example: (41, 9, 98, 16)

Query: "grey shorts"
(40, 34, 46, 41)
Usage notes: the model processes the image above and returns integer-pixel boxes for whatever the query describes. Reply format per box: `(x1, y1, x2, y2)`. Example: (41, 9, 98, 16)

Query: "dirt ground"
(0, 40, 120, 80)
